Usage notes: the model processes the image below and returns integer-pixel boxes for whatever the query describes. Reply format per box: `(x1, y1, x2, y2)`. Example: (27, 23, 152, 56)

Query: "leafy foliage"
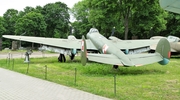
(1, 0, 180, 49)
(71, 0, 93, 38)
(15, 11, 47, 37)
(87, 0, 120, 37)
(72, 0, 169, 39)
(3, 9, 19, 35)
(0, 16, 6, 37)
(2, 9, 19, 48)
(42, 2, 70, 38)
(131, 0, 167, 38)
(164, 12, 180, 37)
(1, 1, 70, 48)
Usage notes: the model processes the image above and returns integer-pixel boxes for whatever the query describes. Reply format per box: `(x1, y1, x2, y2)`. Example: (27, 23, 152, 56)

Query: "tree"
(3, 9, 19, 35)
(87, 0, 121, 37)
(71, 0, 92, 38)
(0, 17, 6, 37)
(42, 2, 70, 38)
(15, 11, 47, 37)
(117, 0, 136, 39)
(72, 0, 130, 39)
(18, 6, 35, 17)
(163, 12, 180, 37)
(131, 0, 167, 39)
(3, 9, 19, 48)
(0, 16, 7, 50)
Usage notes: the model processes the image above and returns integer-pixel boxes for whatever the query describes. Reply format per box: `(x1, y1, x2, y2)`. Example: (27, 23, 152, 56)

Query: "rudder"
(155, 38, 171, 65)
(81, 35, 87, 66)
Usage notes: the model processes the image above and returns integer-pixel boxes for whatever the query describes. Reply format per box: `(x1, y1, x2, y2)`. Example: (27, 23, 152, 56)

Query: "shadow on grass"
(28, 59, 81, 64)
(116, 68, 165, 75)
(81, 66, 165, 76)
(12, 57, 166, 76)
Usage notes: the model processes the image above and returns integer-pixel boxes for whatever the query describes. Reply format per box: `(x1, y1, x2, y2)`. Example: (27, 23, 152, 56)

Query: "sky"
(0, 0, 81, 16)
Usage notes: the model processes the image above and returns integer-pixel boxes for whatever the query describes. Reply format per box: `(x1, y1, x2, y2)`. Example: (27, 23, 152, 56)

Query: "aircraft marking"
(102, 44, 108, 54)
(81, 40, 84, 52)
(168, 51, 171, 58)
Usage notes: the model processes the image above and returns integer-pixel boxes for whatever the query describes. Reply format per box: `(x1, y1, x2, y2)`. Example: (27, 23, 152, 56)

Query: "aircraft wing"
(2, 35, 97, 50)
(87, 53, 163, 66)
(3, 35, 158, 51)
(159, 0, 180, 14)
(109, 39, 158, 49)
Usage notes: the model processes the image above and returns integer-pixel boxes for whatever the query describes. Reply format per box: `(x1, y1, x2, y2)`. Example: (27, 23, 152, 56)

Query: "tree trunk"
(124, 16, 129, 40)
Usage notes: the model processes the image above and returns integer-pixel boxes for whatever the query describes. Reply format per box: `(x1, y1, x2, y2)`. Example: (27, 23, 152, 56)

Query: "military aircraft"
(150, 36, 180, 54)
(3, 28, 170, 68)
(150, 0, 180, 54)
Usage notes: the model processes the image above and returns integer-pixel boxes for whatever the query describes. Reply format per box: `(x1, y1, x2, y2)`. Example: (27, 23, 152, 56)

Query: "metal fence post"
(12, 59, 14, 70)
(26, 62, 29, 74)
(114, 74, 116, 96)
(45, 65, 47, 80)
(75, 68, 77, 85)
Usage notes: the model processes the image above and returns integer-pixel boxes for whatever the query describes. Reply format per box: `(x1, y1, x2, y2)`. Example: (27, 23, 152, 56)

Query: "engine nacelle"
(39, 45, 72, 55)
(71, 48, 77, 55)
(69, 49, 77, 60)
(124, 49, 129, 54)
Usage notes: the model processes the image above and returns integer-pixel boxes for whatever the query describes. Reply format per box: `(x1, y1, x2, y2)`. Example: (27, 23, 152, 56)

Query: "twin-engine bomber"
(3, 28, 171, 68)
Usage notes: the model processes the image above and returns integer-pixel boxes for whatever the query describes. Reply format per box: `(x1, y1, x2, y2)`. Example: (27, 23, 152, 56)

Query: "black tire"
(113, 65, 118, 69)
(58, 54, 66, 62)
(62, 54, 66, 62)
(69, 54, 75, 60)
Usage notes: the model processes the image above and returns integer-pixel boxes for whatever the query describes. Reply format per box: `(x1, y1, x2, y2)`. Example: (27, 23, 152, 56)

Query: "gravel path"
(0, 51, 59, 59)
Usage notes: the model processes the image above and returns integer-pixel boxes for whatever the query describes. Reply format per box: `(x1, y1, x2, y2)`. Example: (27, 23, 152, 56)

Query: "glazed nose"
(86, 33, 90, 39)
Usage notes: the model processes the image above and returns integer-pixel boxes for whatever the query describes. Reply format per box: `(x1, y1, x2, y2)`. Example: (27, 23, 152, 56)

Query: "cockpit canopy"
(167, 36, 180, 42)
(88, 28, 99, 34)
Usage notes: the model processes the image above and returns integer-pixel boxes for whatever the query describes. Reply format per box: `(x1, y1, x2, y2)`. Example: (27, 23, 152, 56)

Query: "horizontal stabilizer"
(127, 53, 163, 66)
(87, 54, 123, 66)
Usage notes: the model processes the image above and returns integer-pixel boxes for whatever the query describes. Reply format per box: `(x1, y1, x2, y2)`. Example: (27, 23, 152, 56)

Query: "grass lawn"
(0, 55, 179, 100)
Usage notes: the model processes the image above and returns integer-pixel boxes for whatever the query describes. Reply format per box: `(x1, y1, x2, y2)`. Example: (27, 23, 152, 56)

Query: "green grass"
(0, 56, 180, 100)
(0, 49, 25, 53)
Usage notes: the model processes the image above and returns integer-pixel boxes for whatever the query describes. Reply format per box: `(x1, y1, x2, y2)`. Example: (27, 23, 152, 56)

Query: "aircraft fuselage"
(86, 31, 134, 66)
(170, 42, 180, 52)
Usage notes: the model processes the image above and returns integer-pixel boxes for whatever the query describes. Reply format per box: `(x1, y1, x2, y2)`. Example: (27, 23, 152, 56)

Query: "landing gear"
(148, 50, 155, 53)
(69, 54, 75, 60)
(58, 54, 66, 62)
(113, 65, 119, 69)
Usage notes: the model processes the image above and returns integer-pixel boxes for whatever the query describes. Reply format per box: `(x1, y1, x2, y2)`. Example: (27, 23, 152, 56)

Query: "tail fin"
(81, 35, 87, 66)
(155, 38, 171, 65)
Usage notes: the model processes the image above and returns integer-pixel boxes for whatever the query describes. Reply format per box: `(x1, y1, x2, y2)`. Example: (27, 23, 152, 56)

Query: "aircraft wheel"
(69, 54, 75, 60)
(58, 54, 62, 62)
(148, 50, 155, 53)
(58, 54, 66, 62)
(113, 65, 118, 69)
(62, 54, 66, 62)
